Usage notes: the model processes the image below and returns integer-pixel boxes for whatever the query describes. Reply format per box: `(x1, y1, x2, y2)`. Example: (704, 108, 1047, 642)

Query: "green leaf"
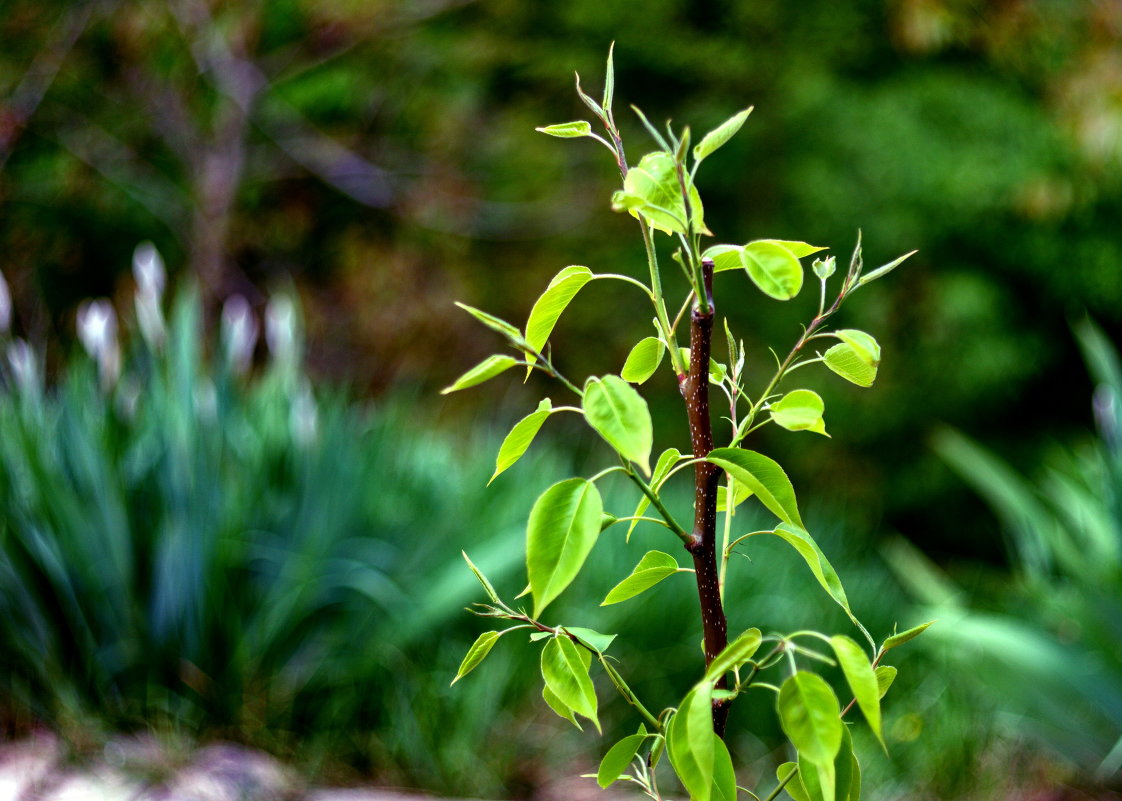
(830, 636, 882, 745)
(710, 733, 737, 801)
(601, 550, 680, 605)
(693, 107, 753, 162)
(454, 302, 525, 344)
(452, 630, 501, 685)
(798, 748, 835, 801)
(602, 43, 615, 111)
(777, 671, 842, 766)
(847, 746, 861, 801)
(613, 151, 706, 236)
(716, 480, 753, 513)
(768, 523, 870, 643)
(703, 241, 805, 299)
(677, 347, 727, 384)
(597, 733, 646, 788)
(883, 621, 934, 651)
(667, 684, 715, 801)
(875, 665, 897, 699)
(702, 244, 743, 273)
(621, 336, 665, 384)
(524, 265, 594, 372)
(441, 355, 518, 394)
(799, 725, 856, 801)
(742, 241, 804, 300)
(704, 627, 762, 681)
(770, 390, 829, 436)
(835, 730, 856, 801)
(583, 375, 653, 474)
(823, 330, 880, 388)
(766, 240, 828, 259)
(491, 399, 554, 483)
(563, 626, 616, 654)
(541, 635, 599, 729)
(778, 762, 811, 801)
(536, 121, 593, 138)
(813, 256, 837, 280)
(542, 684, 582, 729)
(527, 478, 604, 616)
(856, 250, 917, 288)
(629, 447, 681, 538)
(461, 551, 500, 604)
(707, 448, 804, 528)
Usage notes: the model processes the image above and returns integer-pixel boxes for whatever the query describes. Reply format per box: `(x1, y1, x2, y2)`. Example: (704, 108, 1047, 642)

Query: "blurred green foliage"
(890, 320, 1122, 787)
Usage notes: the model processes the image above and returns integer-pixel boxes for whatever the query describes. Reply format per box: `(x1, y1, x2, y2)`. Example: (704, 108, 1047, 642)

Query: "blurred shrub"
(0, 260, 594, 791)
(890, 320, 1122, 785)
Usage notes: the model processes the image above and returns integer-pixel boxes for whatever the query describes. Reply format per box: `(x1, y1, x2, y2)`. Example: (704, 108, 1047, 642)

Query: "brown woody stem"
(680, 258, 730, 737)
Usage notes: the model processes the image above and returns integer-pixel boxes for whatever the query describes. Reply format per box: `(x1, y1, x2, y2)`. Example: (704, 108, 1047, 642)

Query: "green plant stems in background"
(448, 48, 928, 801)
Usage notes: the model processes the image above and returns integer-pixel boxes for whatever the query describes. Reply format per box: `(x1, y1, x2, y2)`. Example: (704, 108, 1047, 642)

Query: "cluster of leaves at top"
(445, 47, 929, 801)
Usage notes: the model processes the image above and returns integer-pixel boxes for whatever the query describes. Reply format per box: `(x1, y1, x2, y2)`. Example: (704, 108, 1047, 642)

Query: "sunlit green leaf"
(716, 480, 753, 513)
(813, 256, 837, 280)
(564, 626, 616, 654)
(710, 731, 737, 801)
(830, 636, 882, 745)
(454, 302, 525, 344)
(778, 762, 811, 801)
(451, 630, 501, 684)
(613, 151, 706, 236)
(491, 399, 554, 483)
(536, 121, 593, 138)
(524, 266, 594, 372)
(602, 43, 615, 111)
(694, 107, 753, 163)
(542, 684, 582, 729)
(799, 747, 835, 801)
(742, 240, 803, 300)
(678, 347, 727, 384)
(702, 244, 743, 273)
(856, 250, 917, 287)
(707, 447, 804, 528)
(597, 733, 646, 788)
(527, 478, 604, 616)
(766, 240, 828, 259)
(461, 550, 500, 604)
(875, 665, 897, 699)
(777, 671, 842, 766)
(704, 627, 762, 681)
(703, 241, 805, 299)
(584, 375, 653, 474)
(440, 355, 518, 394)
(629, 447, 681, 539)
(541, 635, 599, 729)
(622, 336, 666, 384)
(601, 550, 680, 605)
(823, 330, 880, 388)
(883, 621, 934, 651)
(667, 684, 715, 801)
(770, 389, 829, 436)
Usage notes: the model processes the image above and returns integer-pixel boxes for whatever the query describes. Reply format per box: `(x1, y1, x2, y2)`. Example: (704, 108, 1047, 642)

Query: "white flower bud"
(132, 242, 166, 299)
(290, 379, 318, 447)
(76, 299, 121, 388)
(221, 295, 258, 375)
(0, 270, 11, 335)
(265, 294, 297, 365)
(6, 339, 40, 396)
